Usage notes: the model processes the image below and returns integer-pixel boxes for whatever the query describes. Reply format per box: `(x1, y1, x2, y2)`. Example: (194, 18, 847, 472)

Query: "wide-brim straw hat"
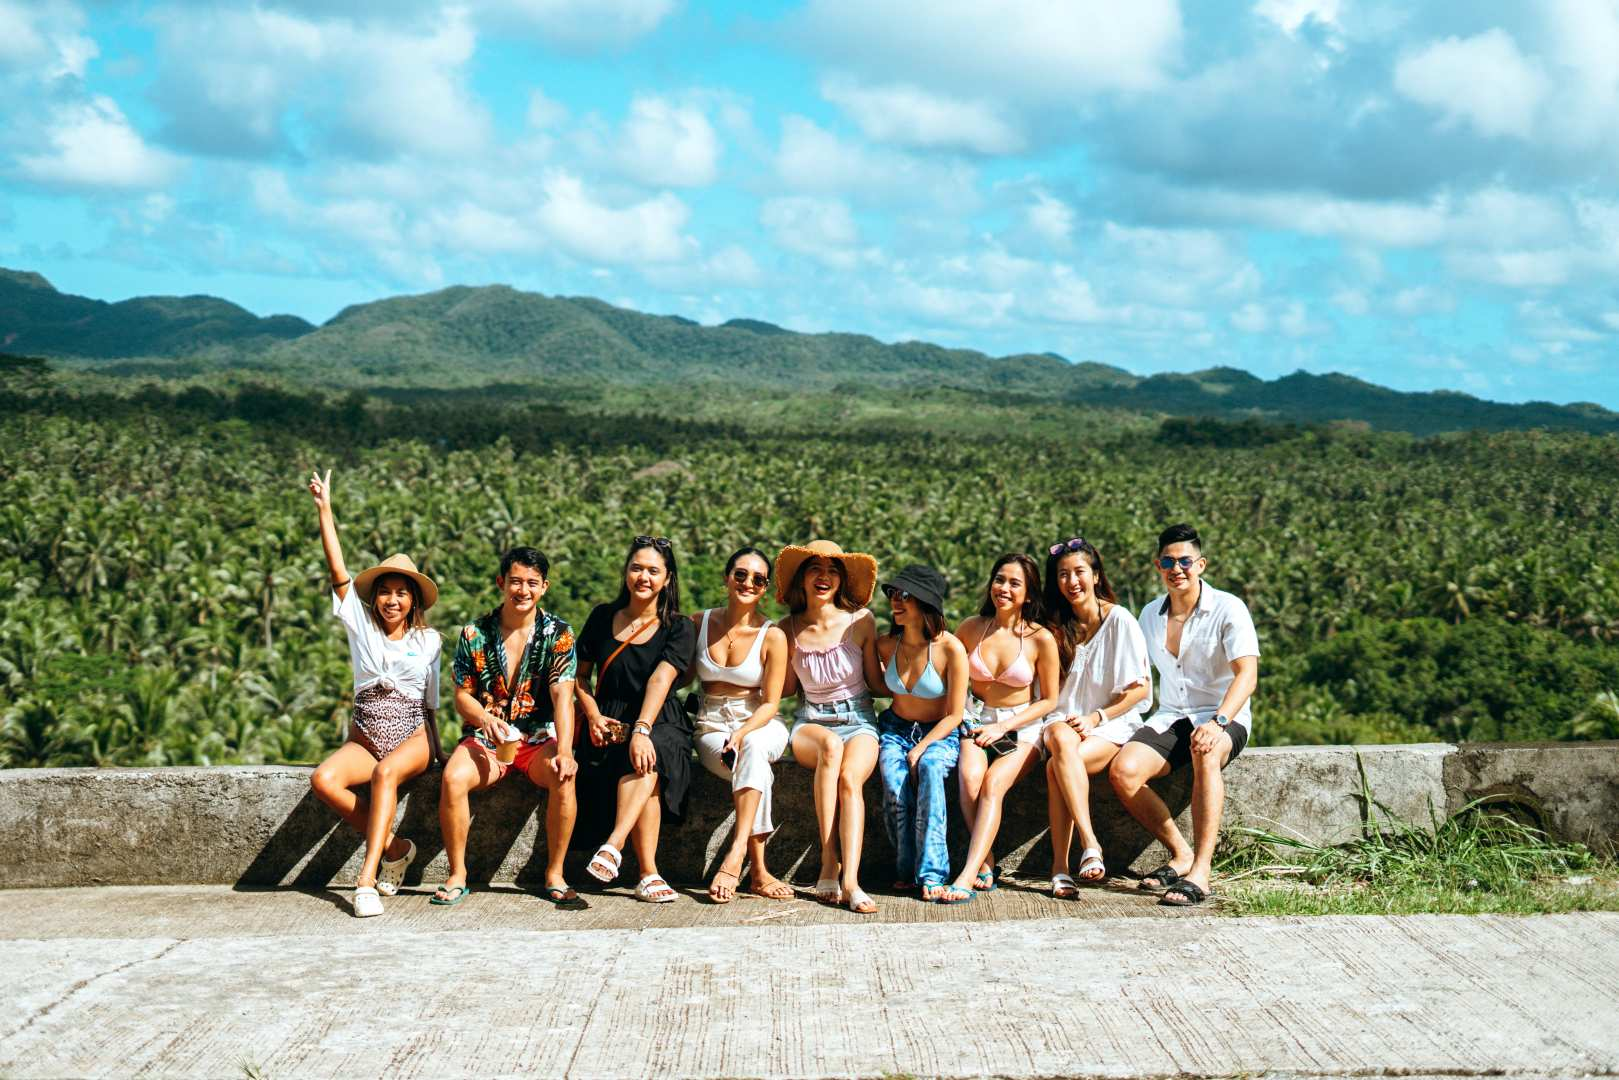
(774, 540, 878, 607)
(353, 554, 439, 611)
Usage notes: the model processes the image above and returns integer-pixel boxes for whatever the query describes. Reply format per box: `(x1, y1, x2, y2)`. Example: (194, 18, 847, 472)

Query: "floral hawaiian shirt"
(452, 606, 577, 746)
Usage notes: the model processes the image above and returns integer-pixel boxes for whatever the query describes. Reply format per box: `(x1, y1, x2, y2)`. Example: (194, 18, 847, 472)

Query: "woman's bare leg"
(357, 729, 430, 887)
(836, 734, 880, 898)
(792, 725, 844, 884)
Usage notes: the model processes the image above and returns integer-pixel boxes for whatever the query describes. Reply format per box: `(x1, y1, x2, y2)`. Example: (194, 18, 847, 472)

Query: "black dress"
(576, 603, 698, 830)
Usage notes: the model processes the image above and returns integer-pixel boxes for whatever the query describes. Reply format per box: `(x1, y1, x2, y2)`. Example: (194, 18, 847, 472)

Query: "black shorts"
(1127, 717, 1248, 771)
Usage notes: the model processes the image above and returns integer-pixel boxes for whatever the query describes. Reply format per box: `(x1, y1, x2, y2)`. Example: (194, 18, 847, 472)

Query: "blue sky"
(3, 0, 1618, 407)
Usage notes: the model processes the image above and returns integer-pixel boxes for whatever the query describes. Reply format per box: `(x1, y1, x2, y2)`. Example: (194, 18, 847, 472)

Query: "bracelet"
(333, 577, 351, 588)
(633, 722, 652, 736)
(1095, 710, 1107, 727)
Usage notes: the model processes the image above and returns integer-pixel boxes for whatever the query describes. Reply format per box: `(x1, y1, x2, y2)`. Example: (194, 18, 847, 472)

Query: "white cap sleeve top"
(332, 585, 441, 705)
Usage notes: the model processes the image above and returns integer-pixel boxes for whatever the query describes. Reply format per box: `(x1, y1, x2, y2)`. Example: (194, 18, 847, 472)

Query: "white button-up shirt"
(333, 585, 441, 704)
(1138, 581, 1260, 734)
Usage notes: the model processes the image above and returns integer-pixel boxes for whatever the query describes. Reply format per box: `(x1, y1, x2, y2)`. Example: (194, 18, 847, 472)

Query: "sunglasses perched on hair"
(881, 585, 913, 602)
(1048, 537, 1088, 556)
(1157, 555, 1199, 570)
(730, 569, 769, 588)
(634, 535, 673, 551)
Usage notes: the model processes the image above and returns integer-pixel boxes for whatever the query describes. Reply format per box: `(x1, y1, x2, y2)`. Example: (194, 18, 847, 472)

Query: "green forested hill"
(7, 267, 1618, 436)
(0, 269, 312, 358)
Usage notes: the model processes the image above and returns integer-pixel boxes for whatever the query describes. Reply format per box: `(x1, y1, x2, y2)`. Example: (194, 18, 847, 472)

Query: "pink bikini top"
(791, 617, 867, 704)
(968, 626, 1035, 689)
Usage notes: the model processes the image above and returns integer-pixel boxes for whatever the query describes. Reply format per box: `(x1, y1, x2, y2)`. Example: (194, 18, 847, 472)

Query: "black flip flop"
(1158, 880, 1209, 907)
(540, 885, 588, 910)
(1138, 864, 1182, 892)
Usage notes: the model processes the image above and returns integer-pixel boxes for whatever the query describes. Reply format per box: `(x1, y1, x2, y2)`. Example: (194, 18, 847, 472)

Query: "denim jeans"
(877, 710, 959, 887)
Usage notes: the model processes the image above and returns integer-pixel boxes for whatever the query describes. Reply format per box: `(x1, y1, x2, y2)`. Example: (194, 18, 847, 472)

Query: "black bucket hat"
(881, 564, 949, 613)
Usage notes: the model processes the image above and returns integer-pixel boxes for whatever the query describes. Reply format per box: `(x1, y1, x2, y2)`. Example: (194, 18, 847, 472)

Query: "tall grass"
(1215, 755, 1616, 915)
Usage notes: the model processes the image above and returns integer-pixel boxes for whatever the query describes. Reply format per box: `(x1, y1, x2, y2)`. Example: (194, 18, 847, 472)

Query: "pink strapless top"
(792, 621, 866, 704)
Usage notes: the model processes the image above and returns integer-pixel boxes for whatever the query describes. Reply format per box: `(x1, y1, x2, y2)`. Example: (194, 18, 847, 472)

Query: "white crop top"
(693, 609, 772, 687)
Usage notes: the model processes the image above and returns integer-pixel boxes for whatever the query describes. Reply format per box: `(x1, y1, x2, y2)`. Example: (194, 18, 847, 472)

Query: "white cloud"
(1025, 191, 1075, 247)
(534, 170, 693, 265)
(1231, 302, 1269, 332)
(18, 96, 181, 190)
(1394, 29, 1548, 140)
(1253, 0, 1341, 37)
(760, 196, 874, 269)
(148, 6, 491, 158)
(476, 0, 674, 49)
(774, 116, 978, 209)
(615, 96, 720, 187)
(1390, 286, 1454, 316)
(820, 77, 1024, 155)
(1277, 301, 1326, 337)
(0, 0, 96, 80)
(1331, 289, 1370, 315)
(526, 89, 568, 130)
(799, 0, 1182, 101)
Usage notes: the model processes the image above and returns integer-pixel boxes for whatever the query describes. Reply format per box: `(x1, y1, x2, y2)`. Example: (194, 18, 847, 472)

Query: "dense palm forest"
(3, 359, 1615, 769)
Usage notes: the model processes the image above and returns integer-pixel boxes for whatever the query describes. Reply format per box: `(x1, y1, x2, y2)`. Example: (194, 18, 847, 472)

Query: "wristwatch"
(632, 722, 653, 737)
(1213, 714, 1231, 728)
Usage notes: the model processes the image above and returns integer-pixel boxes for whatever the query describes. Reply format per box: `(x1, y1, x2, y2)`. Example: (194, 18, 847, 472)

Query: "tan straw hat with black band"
(773, 540, 878, 606)
(353, 554, 439, 611)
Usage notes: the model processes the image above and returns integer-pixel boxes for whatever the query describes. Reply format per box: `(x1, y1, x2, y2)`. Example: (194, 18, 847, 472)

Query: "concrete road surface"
(2, 885, 1615, 1078)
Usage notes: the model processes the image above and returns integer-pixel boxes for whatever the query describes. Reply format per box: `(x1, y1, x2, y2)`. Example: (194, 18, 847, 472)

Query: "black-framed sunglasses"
(881, 585, 913, 602)
(634, 535, 673, 551)
(1048, 536, 1087, 556)
(730, 569, 769, 588)
(1156, 555, 1198, 571)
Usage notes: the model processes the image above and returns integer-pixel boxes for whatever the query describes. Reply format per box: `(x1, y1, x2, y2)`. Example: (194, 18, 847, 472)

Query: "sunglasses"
(1049, 536, 1088, 556)
(730, 569, 769, 589)
(634, 535, 673, 551)
(881, 586, 913, 602)
(1157, 555, 1199, 570)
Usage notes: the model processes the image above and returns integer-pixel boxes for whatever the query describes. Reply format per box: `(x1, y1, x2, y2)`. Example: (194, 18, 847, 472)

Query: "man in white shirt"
(1109, 524, 1259, 907)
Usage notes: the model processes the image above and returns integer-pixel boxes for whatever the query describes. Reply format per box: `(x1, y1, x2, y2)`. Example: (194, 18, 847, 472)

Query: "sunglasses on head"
(730, 569, 769, 588)
(1157, 555, 1198, 570)
(634, 535, 673, 551)
(881, 585, 913, 602)
(1049, 537, 1087, 556)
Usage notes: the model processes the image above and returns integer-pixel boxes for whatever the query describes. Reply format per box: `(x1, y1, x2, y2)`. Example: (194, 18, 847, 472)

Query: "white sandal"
(376, 839, 416, 897)
(846, 888, 877, 915)
(1077, 847, 1106, 883)
(1051, 873, 1078, 899)
(352, 885, 383, 918)
(635, 874, 678, 903)
(813, 878, 843, 905)
(587, 844, 622, 883)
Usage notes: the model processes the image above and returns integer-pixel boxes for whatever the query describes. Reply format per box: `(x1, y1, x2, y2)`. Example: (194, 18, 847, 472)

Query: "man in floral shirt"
(435, 547, 583, 908)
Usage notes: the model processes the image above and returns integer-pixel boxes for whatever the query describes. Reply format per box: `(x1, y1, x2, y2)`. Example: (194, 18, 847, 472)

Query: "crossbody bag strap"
(595, 615, 657, 695)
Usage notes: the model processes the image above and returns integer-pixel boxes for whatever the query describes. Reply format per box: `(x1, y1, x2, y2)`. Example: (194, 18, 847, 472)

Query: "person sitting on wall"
(1108, 523, 1259, 908)
(306, 469, 442, 919)
(434, 546, 582, 909)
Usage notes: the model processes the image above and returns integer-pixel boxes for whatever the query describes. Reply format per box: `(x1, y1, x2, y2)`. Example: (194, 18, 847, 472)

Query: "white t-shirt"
(1137, 581, 1260, 734)
(332, 585, 441, 704)
(1047, 603, 1152, 744)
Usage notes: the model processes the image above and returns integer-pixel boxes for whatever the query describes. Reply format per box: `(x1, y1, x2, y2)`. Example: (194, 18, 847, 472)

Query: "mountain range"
(4, 266, 1616, 436)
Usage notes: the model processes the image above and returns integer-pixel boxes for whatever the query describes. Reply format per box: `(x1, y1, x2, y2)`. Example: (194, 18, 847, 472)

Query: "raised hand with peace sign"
(308, 467, 350, 598)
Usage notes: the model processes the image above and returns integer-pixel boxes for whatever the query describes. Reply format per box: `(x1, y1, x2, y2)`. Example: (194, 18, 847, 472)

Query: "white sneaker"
(352, 885, 384, 918)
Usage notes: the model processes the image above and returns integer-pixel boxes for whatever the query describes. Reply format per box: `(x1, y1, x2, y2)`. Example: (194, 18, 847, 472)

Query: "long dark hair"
(1043, 539, 1117, 671)
(611, 536, 682, 624)
(977, 553, 1044, 625)
(784, 556, 861, 614)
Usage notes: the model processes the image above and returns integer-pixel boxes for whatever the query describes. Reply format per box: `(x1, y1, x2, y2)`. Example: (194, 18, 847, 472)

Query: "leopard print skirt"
(352, 684, 427, 759)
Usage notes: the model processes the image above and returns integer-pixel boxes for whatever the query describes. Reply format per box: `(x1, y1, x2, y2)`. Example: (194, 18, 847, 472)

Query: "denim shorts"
(795, 693, 880, 743)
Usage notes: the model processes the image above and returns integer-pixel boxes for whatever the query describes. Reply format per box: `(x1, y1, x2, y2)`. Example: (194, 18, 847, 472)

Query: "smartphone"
(721, 747, 737, 770)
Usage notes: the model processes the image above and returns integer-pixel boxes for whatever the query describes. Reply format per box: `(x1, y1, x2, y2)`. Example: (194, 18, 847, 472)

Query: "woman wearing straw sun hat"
(777, 539, 886, 914)
(306, 469, 443, 919)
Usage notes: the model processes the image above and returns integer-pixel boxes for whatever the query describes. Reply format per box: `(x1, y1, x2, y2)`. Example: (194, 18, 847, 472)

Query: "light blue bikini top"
(884, 639, 946, 700)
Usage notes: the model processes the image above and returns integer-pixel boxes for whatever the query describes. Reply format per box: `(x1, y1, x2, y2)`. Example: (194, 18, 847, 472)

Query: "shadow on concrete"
(231, 755, 1195, 889)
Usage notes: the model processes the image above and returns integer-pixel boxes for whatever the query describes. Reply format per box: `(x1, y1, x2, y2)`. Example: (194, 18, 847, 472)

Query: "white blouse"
(332, 586, 441, 704)
(1048, 603, 1152, 744)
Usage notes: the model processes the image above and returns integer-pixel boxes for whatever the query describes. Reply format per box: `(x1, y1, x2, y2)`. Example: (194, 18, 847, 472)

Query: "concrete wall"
(0, 741, 1613, 889)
